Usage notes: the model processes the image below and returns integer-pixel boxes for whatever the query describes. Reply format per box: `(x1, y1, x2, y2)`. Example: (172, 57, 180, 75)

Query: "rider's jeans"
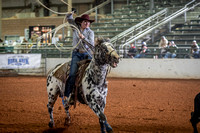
(65, 51, 91, 97)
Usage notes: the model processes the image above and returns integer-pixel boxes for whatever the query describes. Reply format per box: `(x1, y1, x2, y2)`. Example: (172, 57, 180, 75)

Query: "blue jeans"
(192, 51, 200, 58)
(65, 51, 91, 97)
(135, 53, 145, 58)
(164, 52, 176, 58)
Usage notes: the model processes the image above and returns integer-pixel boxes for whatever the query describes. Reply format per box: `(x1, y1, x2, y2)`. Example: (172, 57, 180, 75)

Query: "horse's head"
(94, 38, 120, 68)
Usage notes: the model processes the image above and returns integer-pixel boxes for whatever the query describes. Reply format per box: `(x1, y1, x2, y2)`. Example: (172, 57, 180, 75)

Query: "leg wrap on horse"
(99, 119, 113, 133)
(99, 112, 112, 132)
(62, 96, 68, 107)
(99, 119, 106, 133)
(104, 120, 113, 132)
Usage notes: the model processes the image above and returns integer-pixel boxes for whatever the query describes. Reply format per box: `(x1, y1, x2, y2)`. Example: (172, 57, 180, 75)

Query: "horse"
(190, 92, 200, 133)
(46, 38, 120, 133)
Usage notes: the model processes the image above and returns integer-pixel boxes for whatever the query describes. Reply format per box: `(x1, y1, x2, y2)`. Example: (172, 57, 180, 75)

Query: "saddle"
(52, 59, 91, 108)
(73, 59, 91, 108)
(52, 62, 70, 83)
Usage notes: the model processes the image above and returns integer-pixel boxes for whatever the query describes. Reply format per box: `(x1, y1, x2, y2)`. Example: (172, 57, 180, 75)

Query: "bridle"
(103, 42, 117, 64)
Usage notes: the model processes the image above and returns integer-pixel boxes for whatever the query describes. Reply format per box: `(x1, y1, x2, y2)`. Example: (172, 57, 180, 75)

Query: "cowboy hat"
(75, 14, 95, 24)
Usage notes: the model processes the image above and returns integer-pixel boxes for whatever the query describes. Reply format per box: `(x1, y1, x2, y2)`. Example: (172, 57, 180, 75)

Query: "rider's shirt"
(67, 14, 94, 54)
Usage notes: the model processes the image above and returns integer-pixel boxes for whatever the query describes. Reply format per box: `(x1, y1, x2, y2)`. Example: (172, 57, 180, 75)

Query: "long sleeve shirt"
(66, 14, 94, 53)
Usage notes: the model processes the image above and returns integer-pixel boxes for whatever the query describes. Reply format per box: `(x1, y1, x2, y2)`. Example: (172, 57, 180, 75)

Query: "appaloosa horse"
(46, 38, 120, 133)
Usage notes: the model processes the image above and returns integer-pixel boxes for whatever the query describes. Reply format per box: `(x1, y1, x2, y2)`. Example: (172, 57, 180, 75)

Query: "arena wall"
(46, 58, 200, 79)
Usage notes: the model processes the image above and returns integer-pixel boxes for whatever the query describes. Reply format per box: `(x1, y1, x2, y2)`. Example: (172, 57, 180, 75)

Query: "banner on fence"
(0, 54, 41, 69)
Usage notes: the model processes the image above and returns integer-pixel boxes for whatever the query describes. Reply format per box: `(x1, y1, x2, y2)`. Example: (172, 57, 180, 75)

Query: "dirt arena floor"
(0, 76, 200, 133)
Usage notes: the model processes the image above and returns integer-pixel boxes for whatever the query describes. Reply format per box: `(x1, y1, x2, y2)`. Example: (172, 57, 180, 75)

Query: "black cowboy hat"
(75, 14, 95, 24)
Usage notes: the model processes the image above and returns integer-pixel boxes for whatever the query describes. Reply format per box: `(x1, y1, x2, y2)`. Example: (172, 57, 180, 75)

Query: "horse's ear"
(94, 38, 99, 46)
(95, 37, 104, 46)
(105, 38, 110, 42)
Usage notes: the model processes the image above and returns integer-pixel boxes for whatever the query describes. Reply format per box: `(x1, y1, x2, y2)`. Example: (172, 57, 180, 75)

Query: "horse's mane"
(95, 38, 110, 46)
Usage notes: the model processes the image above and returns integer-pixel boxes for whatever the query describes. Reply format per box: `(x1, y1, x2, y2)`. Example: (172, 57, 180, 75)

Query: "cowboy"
(65, 12, 95, 100)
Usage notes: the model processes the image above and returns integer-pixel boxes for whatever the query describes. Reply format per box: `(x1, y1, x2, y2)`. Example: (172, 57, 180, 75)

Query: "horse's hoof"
(107, 130, 113, 133)
(64, 117, 70, 126)
(48, 121, 54, 128)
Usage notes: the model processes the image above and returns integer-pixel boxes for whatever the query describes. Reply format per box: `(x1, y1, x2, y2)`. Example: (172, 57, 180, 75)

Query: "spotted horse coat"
(46, 38, 120, 133)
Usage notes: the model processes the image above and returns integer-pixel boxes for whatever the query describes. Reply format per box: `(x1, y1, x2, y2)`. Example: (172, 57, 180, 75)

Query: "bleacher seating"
(91, 0, 166, 38)
(164, 19, 200, 46)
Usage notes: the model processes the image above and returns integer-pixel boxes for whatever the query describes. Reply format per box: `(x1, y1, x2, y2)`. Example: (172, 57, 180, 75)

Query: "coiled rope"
(36, 0, 83, 52)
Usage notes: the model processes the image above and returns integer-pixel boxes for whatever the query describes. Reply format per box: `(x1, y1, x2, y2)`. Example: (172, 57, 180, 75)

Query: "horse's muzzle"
(111, 56, 120, 68)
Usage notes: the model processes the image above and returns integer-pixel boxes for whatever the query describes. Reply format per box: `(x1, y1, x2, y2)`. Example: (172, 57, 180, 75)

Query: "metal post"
(67, 0, 72, 40)
(111, 0, 114, 14)
(45, 58, 47, 76)
(0, 0, 2, 39)
(184, 11, 187, 22)
(68, 0, 72, 12)
(95, 7, 98, 23)
(127, 0, 129, 5)
(151, 30, 154, 43)
(150, 0, 154, 44)
(124, 45, 127, 58)
(150, 0, 154, 14)
(169, 20, 171, 32)
(62, 26, 65, 41)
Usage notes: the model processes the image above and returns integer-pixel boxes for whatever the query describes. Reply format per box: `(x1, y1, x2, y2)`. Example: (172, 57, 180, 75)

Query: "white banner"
(0, 54, 41, 69)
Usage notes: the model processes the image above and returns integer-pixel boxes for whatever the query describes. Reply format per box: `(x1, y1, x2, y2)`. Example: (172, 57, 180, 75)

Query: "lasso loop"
(36, 0, 81, 52)
(36, 0, 93, 57)
(52, 23, 81, 52)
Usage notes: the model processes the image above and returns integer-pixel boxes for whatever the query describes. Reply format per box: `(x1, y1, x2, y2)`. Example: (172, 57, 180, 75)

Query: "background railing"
(0, 45, 193, 59)
(116, 0, 200, 57)
(110, 8, 168, 44)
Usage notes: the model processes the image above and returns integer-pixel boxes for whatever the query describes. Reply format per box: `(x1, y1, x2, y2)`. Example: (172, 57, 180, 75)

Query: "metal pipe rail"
(123, 1, 200, 47)
(0, 46, 193, 59)
(110, 8, 168, 43)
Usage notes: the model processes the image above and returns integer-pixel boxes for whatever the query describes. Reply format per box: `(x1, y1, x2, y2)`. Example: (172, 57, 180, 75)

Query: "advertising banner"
(0, 54, 41, 69)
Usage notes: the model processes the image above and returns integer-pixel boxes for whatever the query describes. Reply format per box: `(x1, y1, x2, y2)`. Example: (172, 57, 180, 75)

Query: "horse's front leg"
(99, 119, 113, 133)
(99, 119, 105, 133)
(87, 92, 113, 133)
(95, 107, 113, 133)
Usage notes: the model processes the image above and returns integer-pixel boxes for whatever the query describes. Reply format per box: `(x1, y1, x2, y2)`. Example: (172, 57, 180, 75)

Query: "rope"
(61, 0, 72, 9)
(52, 22, 81, 52)
(36, 0, 94, 55)
(36, 0, 71, 15)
